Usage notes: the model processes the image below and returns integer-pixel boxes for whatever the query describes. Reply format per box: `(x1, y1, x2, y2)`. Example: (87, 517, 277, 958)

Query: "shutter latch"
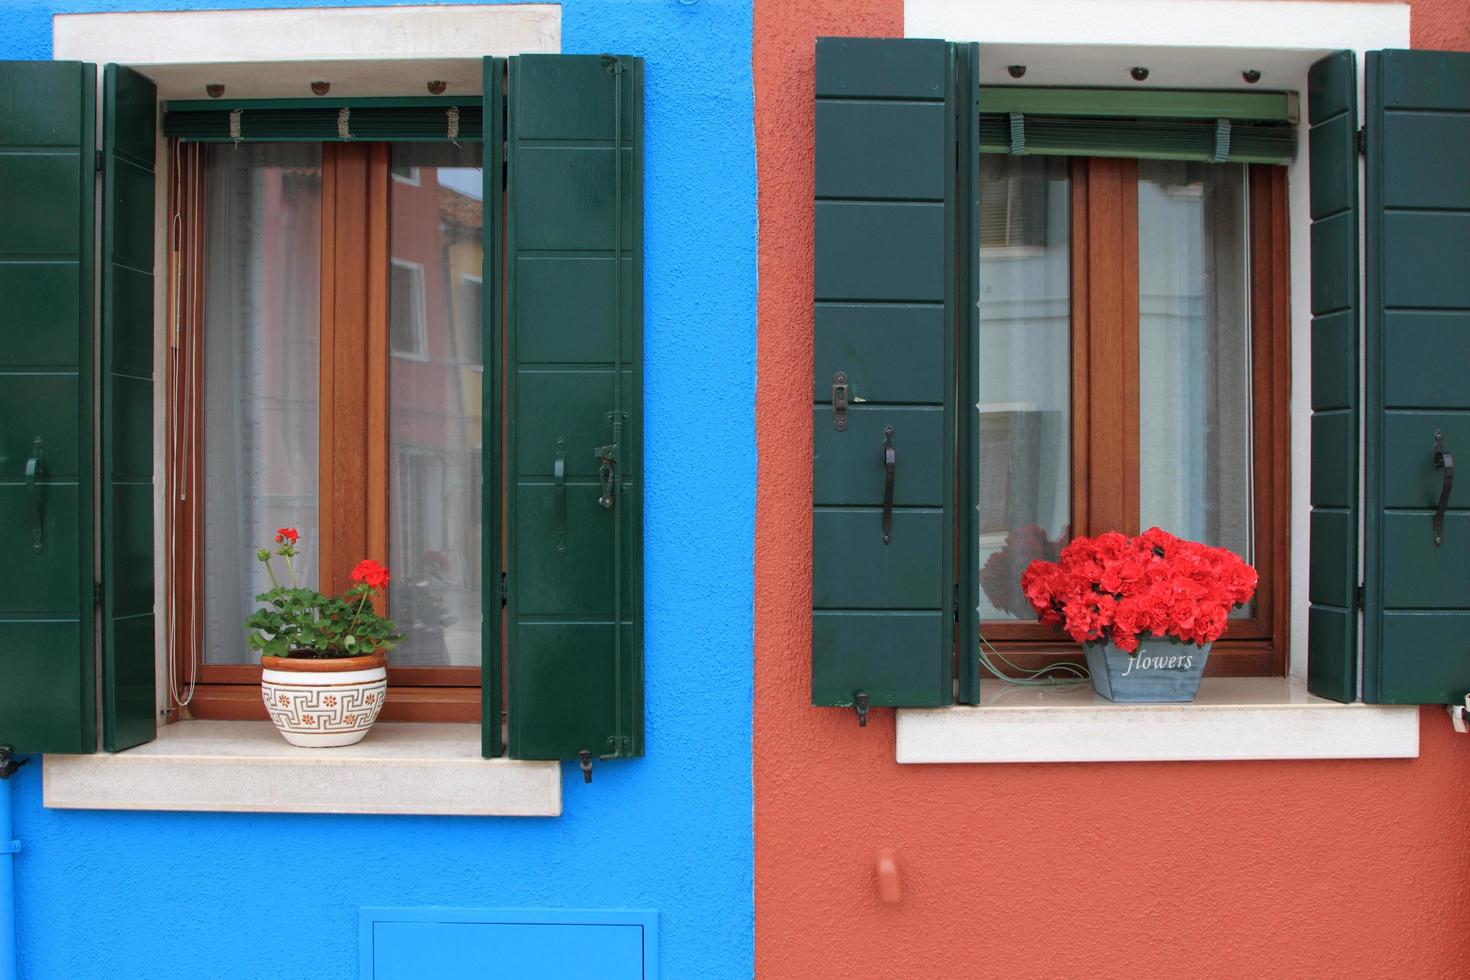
(831, 371, 849, 431)
(594, 443, 618, 509)
(578, 749, 594, 783)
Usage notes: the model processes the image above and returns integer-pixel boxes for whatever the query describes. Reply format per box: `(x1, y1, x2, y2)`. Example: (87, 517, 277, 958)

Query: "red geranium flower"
(275, 527, 299, 545)
(350, 559, 391, 591)
(1019, 527, 1257, 652)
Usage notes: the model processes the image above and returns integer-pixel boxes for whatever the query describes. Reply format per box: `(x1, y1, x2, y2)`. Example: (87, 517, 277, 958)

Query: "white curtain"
(1137, 160, 1254, 566)
(202, 144, 322, 663)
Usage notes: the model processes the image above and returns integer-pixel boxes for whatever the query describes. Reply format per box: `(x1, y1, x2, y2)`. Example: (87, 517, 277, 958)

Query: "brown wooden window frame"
(166, 140, 484, 723)
(979, 157, 1291, 678)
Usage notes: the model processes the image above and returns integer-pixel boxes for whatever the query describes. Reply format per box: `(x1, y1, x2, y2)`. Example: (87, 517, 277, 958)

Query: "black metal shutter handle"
(554, 439, 567, 553)
(882, 426, 895, 544)
(1433, 430, 1453, 547)
(25, 436, 44, 552)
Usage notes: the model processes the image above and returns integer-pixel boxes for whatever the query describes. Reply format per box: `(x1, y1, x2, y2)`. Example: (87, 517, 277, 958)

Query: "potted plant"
(245, 528, 402, 746)
(1019, 527, 1257, 702)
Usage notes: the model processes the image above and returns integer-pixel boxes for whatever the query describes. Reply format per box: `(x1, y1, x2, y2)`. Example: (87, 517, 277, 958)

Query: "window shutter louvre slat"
(1305, 50, 1361, 703)
(0, 61, 98, 754)
(504, 55, 644, 762)
(1363, 49, 1470, 704)
(812, 38, 962, 712)
(101, 64, 158, 752)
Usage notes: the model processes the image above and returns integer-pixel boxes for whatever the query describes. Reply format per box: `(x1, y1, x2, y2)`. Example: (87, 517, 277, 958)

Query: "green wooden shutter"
(1306, 50, 1361, 703)
(503, 55, 643, 764)
(101, 64, 158, 751)
(0, 61, 97, 754)
(1363, 50, 1470, 704)
(812, 37, 962, 714)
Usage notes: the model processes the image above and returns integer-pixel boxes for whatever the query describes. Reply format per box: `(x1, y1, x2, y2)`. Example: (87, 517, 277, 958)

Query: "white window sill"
(896, 677, 1420, 764)
(43, 721, 562, 816)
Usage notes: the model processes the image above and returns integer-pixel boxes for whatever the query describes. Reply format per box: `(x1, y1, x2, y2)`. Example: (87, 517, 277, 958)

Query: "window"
(177, 139, 488, 720)
(975, 154, 1290, 676)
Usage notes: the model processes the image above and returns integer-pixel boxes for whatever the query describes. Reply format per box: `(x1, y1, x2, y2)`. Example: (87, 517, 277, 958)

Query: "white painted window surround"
(45, 6, 562, 813)
(897, 0, 1418, 763)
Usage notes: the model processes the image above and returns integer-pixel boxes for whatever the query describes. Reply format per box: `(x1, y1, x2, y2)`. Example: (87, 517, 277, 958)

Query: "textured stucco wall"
(2, 2, 755, 978)
(753, 1, 1470, 978)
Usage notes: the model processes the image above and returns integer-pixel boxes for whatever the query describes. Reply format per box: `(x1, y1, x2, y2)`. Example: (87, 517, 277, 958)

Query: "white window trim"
(44, 721, 561, 816)
(389, 257, 431, 361)
(48, 5, 560, 809)
(897, 0, 1418, 763)
(391, 164, 422, 187)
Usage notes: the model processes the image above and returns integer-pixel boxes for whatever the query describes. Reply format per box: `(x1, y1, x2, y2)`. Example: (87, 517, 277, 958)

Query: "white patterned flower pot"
(261, 654, 388, 747)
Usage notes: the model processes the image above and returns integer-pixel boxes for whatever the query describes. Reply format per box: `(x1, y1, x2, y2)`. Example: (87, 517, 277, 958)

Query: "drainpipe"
(0, 746, 23, 980)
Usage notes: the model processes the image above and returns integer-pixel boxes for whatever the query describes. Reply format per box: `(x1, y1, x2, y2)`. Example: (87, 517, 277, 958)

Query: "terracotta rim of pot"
(260, 653, 387, 672)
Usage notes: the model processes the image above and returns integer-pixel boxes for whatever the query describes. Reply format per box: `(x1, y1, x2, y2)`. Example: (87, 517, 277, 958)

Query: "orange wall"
(753, 2, 1470, 977)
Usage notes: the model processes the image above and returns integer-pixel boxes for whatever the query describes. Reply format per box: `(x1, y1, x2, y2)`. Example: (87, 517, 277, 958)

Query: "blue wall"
(1, 1, 755, 976)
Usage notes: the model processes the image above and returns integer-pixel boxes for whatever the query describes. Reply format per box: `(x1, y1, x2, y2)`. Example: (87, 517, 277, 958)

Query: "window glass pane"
(976, 155, 1072, 620)
(388, 143, 485, 666)
(1137, 160, 1255, 615)
(202, 143, 323, 664)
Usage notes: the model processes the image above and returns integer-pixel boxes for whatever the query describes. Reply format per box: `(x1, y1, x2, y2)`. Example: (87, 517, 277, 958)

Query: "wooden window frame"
(169, 140, 484, 722)
(979, 157, 1291, 678)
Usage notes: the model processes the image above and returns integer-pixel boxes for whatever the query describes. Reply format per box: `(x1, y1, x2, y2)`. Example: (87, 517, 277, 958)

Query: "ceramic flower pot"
(1084, 636, 1211, 703)
(260, 653, 387, 747)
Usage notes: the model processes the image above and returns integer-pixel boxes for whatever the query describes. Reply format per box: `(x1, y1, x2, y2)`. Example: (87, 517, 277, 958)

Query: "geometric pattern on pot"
(262, 679, 388, 734)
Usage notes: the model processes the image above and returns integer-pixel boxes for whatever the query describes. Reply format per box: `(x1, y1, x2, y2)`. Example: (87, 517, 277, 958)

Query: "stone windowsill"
(43, 720, 562, 816)
(896, 677, 1420, 764)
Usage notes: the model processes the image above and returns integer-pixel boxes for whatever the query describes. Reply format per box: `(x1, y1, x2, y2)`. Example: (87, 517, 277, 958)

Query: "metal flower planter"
(1084, 636, 1212, 703)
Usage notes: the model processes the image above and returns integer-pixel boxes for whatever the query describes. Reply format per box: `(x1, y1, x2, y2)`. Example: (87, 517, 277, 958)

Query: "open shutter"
(812, 38, 962, 714)
(0, 62, 97, 754)
(101, 64, 158, 751)
(1306, 50, 1360, 703)
(503, 55, 643, 764)
(1362, 50, 1470, 704)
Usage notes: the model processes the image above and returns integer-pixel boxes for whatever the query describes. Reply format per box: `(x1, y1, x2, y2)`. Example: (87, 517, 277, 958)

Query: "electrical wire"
(976, 627, 1091, 686)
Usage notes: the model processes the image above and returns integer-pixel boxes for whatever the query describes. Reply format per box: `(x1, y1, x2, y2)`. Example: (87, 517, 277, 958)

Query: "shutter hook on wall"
(1433, 430, 1453, 547)
(854, 691, 870, 727)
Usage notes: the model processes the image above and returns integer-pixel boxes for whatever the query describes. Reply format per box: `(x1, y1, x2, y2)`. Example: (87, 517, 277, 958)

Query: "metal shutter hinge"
(499, 572, 508, 607)
(93, 580, 103, 607)
(94, 149, 103, 172)
(1355, 583, 1365, 610)
(831, 372, 849, 431)
(1356, 126, 1366, 156)
(953, 581, 960, 622)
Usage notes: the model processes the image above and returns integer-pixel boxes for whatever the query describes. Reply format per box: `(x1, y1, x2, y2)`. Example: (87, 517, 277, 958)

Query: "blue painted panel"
(5, 1, 755, 979)
(361, 908, 656, 980)
(371, 923, 643, 980)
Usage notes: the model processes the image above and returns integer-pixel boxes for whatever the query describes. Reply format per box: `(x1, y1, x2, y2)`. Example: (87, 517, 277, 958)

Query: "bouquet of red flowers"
(1019, 527, 1257, 653)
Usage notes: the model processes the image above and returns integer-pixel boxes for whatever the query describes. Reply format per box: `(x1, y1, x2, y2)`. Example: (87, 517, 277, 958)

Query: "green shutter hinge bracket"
(0, 746, 26, 781)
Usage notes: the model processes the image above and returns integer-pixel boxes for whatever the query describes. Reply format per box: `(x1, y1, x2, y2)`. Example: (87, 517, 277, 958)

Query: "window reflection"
(387, 143, 486, 666)
(976, 155, 1072, 620)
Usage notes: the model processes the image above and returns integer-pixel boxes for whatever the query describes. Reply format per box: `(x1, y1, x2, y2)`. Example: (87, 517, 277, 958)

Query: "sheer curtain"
(1137, 161, 1255, 611)
(202, 144, 322, 663)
